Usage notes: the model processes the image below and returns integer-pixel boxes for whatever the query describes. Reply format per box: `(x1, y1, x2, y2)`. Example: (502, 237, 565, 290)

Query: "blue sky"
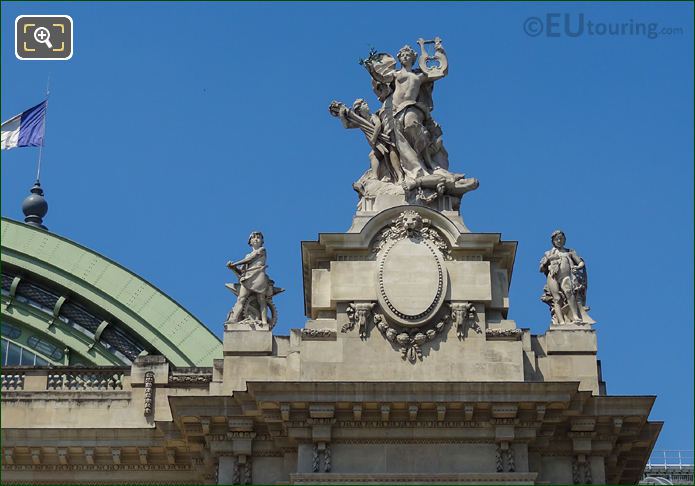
(2, 2, 693, 451)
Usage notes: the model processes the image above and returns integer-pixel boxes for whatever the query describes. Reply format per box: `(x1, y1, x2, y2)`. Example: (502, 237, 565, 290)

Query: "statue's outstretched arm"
(339, 106, 358, 129)
(329, 101, 361, 130)
(232, 253, 255, 267)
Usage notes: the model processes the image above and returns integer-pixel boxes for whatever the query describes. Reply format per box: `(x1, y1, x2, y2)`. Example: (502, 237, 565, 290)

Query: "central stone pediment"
(302, 205, 516, 322)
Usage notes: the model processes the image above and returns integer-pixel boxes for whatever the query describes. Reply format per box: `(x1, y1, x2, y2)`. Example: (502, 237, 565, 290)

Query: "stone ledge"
(290, 472, 538, 484)
(0, 391, 132, 400)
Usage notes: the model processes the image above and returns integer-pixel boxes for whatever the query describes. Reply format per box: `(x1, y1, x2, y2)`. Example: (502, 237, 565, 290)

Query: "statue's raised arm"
(417, 37, 448, 81)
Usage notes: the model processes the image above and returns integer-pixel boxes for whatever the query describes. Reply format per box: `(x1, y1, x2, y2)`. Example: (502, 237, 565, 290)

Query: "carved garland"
(485, 328, 523, 340)
(374, 310, 449, 363)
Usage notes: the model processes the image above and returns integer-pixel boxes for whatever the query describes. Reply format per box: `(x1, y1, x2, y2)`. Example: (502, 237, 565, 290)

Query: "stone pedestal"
(533, 327, 601, 394)
(224, 323, 273, 356)
(349, 195, 471, 233)
(545, 327, 597, 354)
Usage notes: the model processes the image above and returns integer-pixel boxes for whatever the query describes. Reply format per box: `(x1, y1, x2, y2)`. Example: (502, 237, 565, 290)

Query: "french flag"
(1, 101, 47, 150)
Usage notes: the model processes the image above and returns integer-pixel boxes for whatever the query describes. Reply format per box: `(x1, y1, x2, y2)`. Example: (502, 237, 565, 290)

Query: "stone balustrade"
(47, 369, 127, 390)
(0, 368, 130, 392)
(1, 372, 25, 390)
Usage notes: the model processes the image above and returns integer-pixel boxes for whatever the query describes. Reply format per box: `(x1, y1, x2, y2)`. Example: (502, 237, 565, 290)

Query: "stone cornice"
(290, 472, 538, 484)
(2, 464, 193, 472)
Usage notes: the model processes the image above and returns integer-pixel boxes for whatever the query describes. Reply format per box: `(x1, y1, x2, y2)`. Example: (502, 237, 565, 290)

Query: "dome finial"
(22, 180, 48, 230)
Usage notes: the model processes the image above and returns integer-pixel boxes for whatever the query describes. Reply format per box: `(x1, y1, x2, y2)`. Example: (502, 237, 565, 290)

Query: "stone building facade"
(1, 202, 661, 484)
(1, 36, 661, 484)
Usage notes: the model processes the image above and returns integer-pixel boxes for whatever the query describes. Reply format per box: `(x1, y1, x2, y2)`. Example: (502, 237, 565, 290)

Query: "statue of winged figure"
(329, 37, 479, 209)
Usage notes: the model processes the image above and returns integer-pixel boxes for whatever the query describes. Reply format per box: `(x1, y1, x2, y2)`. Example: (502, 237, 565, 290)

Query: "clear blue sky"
(2, 2, 692, 452)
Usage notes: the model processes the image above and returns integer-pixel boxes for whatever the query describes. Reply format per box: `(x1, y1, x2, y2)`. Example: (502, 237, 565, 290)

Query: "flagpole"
(36, 75, 50, 182)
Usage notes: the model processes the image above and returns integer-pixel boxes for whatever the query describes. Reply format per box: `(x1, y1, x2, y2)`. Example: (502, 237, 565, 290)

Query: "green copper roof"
(1, 217, 221, 366)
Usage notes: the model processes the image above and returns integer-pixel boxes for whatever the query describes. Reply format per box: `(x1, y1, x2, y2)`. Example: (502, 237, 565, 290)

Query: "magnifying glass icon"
(33, 27, 53, 49)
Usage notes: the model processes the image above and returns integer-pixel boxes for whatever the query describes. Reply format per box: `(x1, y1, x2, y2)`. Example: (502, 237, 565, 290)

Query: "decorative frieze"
(331, 438, 491, 445)
(228, 417, 254, 431)
(301, 328, 337, 340)
(485, 328, 523, 340)
(2, 464, 193, 472)
(168, 374, 212, 386)
(251, 450, 284, 457)
(335, 420, 486, 428)
(227, 431, 257, 440)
